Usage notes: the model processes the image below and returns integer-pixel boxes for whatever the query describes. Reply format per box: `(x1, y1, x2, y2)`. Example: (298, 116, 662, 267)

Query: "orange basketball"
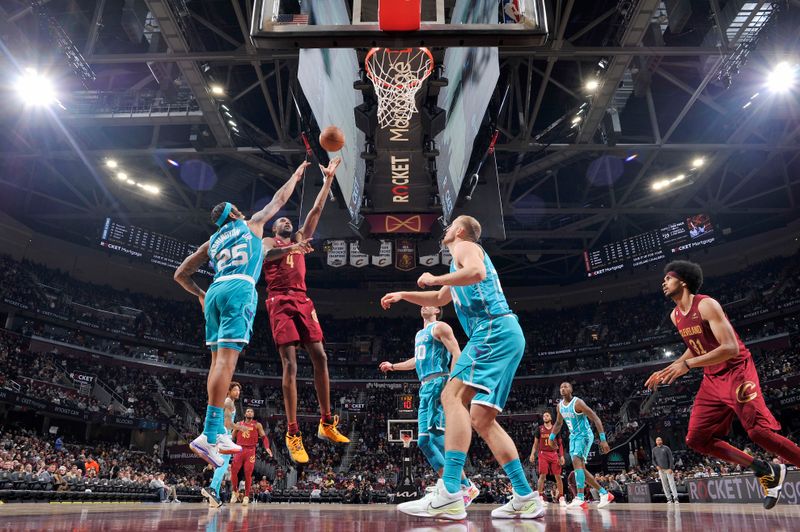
(319, 126, 345, 152)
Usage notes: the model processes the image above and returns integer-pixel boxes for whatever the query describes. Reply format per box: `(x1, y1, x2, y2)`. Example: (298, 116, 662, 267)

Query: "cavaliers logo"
(249, 455, 256, 463)
(736, 381, 758, 403)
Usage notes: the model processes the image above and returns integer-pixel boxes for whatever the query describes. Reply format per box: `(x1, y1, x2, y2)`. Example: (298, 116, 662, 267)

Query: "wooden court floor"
(0, 501, 798, 531)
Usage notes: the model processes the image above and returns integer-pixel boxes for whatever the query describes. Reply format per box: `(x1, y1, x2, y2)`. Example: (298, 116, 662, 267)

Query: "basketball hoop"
(400, 430, 413, 449)
(365, 47, 434, 130)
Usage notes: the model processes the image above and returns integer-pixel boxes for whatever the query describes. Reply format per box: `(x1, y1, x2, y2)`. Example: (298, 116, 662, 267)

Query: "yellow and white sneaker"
(491, 490, 546, 519)
(286, 432, 309, 464)
(241, 496, 250, 506)
(229, 492, 239, 504)
(398, 479, 466, 520)
(317, 415, 350, 443)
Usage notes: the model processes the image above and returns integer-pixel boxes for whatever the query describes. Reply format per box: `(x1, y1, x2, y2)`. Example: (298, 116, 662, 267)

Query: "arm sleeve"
(262, 435, 271, 452)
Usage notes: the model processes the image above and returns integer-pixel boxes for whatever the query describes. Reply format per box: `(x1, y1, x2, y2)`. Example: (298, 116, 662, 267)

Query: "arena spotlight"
(126, 179, 135, 186)
(166, 159, 180, 167)
(585, 79, 599, 91)
(15, 68, 57, 106)
(116, 172, 127, 181)
(766, 62, 798, 93)
(625, 153, 638, 162)
(652, 180, 668, 191)
(228, 120, 237, 127)
(210, 84, 225, 96)
(674, 174, 686, 181)
(691, 157, 705, 168)
(105, 159, 118, 169)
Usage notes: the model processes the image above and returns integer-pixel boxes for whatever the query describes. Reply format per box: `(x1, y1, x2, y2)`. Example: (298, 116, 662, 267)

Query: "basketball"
(319, 126, 345, 152)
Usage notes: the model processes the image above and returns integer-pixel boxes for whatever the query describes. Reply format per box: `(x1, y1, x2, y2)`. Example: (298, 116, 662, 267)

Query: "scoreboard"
(584, 214, 716, 278)
(100, 218, 214, 276)
(396, 393, 416, 419)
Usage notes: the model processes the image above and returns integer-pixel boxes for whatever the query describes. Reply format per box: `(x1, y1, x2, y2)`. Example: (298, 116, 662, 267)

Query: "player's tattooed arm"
(174, 241, 210, 308)
(296, 157, 341, 241)
(575, 399, 610, 454)
(417, 241, 486, 288)
(381, 286, 453, 309)
(223, 397, 244, 432)
(379, 357, 416, 373)
(262, 236, 313, 262)
(432, 322, 462, 371)
(248, 161, 310, 233)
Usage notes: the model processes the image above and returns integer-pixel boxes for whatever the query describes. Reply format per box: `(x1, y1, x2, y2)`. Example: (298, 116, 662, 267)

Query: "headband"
(666, 271, 683, 282)
(215, 202, 233, 227)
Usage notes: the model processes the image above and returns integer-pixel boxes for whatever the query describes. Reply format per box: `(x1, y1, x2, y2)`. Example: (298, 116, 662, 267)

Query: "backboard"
(251, 0, 549, 49)
(388, 419, 418, 443)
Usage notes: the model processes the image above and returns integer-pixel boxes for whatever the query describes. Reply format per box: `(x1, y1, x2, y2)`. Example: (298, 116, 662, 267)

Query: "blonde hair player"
(381, 215, 544, 520)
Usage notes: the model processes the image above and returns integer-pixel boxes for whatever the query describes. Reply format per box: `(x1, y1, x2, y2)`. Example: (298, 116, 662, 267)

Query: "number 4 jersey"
(263, 236, 306, 292)
(673, 294, 751, 376)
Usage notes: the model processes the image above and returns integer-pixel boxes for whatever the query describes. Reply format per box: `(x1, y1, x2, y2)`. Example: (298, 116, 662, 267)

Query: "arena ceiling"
(0, 0, 798, 286)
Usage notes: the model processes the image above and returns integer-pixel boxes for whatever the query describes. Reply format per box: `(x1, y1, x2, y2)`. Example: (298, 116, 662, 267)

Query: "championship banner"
(395, 239, 416, 271)
(349, 242, 369, 268)
(326, 240, 347, 267)
(372, 240, 392, 267)
(419, 253, 440, 267)
(441, 247, 453, 266)
(688, 471, 800, 504)
(364, 214, 440, 234)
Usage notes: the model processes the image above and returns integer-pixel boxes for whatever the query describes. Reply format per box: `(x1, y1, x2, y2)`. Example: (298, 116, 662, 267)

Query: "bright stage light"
(691, 157, 705, 168)
(652, 180, 667, 191)
(116, 172, 127, 181)
(585, 79, 599, 91)
(105, 159, 118, 169)
(166, 159, 180, 167)
(210, 84, 225, 96)
(15, 69, 57, 106)
(766, 62, 798, 93)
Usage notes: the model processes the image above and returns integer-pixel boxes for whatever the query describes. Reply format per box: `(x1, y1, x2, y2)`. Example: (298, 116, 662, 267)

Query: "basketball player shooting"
(646, 260, 800, 509)
(263, 156, 350, 465)
(174, 161, 309, 469)
(230, 407, 272, 506)
(381, 215, 544, 520)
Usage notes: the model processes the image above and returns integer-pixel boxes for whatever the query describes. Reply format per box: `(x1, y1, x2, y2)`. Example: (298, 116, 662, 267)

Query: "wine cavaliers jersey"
(235, 420, 260, 447)
(674, 294, 751, 376)
(263, 236, 306, 292)
(538, 424, 562, 455)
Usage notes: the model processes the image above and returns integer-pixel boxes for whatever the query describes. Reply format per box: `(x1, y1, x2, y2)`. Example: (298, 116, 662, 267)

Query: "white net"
(366, 47, 434, 130)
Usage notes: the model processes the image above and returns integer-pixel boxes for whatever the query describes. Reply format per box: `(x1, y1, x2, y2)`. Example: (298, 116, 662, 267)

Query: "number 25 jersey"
(207, 219, 263, 284)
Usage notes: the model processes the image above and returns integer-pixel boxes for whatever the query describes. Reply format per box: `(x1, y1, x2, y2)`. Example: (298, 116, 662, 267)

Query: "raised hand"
(293, 161, 312, 180)
(381, 292, 403, 310)
(417, 272, 437, 288)
(378, 361, 393, 373)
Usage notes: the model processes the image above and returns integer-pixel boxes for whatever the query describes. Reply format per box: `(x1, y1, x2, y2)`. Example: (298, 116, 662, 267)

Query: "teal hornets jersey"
(207, 219, 263, 283)
(449, 247, 513, 336)
(559, 397, 592, 438)
(414, 322, 451, 381)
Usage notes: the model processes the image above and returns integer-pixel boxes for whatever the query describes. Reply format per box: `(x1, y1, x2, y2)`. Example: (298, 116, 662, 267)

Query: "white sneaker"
(397, 479, 466, 520)
(461, 480, 480, 507)
(538, 495, 548, 507)
(558, 496, 567, 507)
(667, 499, 674, 504)
(189, 434, 224, 468)
(230, 492, 239, 504)
(566, 497, 587, 510)
(674, 499, 680, 505)
(597, 492, 615, 509)
(172, 499, 181, 504)
(216, 433, 242, 455)
(490, 490, 545, 519)
(242, 496, 249, 506)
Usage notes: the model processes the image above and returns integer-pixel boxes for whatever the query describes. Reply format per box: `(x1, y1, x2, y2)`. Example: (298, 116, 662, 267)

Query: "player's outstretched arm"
(174, 241, 210, 308)
(263, 236, 313, 263)
(548, 409, 564, 449)
(432, 322, 462, 370)
(381, 286, 452, 310)
(417, 241, 486, 288)
(257, 422, 273, 457)
(379, 357, 416, 373)
(296, 157, 341, 241)
(248, 161, 310, 233)
(575, 399, 610, 454)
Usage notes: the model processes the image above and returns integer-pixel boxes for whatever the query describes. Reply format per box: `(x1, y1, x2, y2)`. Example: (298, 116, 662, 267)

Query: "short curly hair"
(664, 260, 703, 294)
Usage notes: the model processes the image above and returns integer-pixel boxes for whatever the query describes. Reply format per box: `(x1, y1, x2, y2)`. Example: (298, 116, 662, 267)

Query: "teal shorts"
(569, 434, 593, 462)
(451, 314, 525, 412)
(417, 376, 447, 436)
(204, 279, 258, 352)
